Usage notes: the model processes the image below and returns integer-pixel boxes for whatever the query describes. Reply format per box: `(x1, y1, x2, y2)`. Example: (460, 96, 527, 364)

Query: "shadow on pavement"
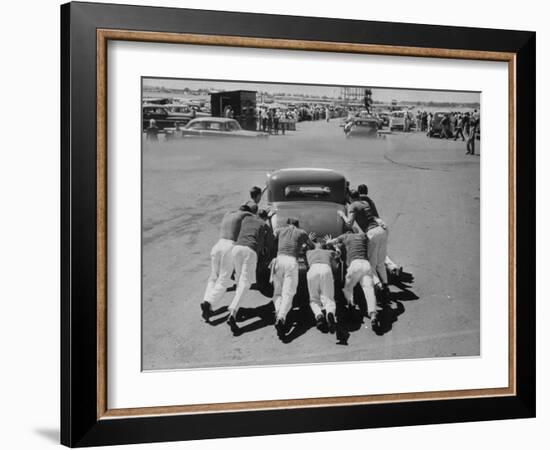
(334, 270, 419, 342)
(211, 270, 418, 342)
(231, 301, 276, 336)
(280, 306, 316, 344)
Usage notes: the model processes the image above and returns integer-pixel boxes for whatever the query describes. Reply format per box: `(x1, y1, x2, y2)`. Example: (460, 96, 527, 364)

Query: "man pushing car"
(271, 218, 315, 339)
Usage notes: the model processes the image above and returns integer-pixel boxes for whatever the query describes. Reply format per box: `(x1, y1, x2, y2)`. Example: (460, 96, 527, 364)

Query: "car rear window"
(284, 185, 331, 199)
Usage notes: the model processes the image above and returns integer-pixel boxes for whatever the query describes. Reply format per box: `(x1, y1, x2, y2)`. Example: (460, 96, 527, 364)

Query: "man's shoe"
(200, 301, 212, 322)
(370, 311, 379, 331)
(315, 314, 326, 331)
(227, 315, 239, 334)
(389, 267, 402, 281)
(275, 318, 286, 339)
(326, 312, 336, 333)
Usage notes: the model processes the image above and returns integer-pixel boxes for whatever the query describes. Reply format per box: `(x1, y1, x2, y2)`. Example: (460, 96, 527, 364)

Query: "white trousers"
(203, 238, 234, 306)
(272, 255, 299, 322)
(385, 256, 398, 271)
(367, 225, 389, 286)
(342, 259, 377, 314)
(228, 245, 258, 316)
(306, 264, 336, 317)
(382, 226, 399, 271)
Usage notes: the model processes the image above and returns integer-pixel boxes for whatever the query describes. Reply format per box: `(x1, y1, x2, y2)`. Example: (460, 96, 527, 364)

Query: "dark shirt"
(219, 211, 251, 241)
(348, 200, 378, 232)
(358, 195, 379, 217)
(306, 248, 336, 266)
(235, 216, 268, 253)
(244, 200, 257, 211)
(275, 225, 310, 258)
(335, 233, 368, 266)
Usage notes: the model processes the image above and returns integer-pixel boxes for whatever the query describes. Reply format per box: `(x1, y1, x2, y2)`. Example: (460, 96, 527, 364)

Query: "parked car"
(378, 111, 391, 127)
(166, 117, 268, 139)
(389, 110, 407, 131)
(142, 104, 194, 131)
(344, 117, 379, 138)
(428, 111, 451, 138)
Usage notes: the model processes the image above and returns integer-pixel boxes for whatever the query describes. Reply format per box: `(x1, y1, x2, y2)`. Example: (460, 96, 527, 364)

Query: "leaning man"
(201, 204, 257, 321)
(272, 218, 314, 338)
(227, 209, 270, 333)
(326, 232, 379, 330)
(306, 240, 338, 332)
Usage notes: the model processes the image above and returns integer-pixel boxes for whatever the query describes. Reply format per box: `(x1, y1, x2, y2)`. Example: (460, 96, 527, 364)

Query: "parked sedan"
(427, 111, 452, 138)
(142, 104, 194, 131)
(344, 117, 379, 138)
(389, 110, 407, 131)
(167, 117, 268, 139)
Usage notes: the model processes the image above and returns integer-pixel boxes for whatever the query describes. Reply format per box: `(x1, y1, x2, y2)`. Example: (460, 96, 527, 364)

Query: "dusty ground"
(142, 120, 480, 370)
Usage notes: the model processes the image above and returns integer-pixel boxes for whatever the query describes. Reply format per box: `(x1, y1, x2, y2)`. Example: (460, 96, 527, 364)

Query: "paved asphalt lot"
(142, 120, 480, 370)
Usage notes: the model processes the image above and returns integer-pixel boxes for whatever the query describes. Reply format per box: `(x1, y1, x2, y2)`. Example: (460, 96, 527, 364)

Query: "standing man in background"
(426, 112, 434, 136)
(273, 110, 280, 135)
(454, 113, 465, 141)
(466, 110, 479, 155)
(145, 118, 159, 141)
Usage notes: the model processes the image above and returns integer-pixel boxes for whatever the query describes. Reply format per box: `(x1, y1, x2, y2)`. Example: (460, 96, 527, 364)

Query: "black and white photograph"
(0, 0, 542, 447)
(141, 78, 481, 371)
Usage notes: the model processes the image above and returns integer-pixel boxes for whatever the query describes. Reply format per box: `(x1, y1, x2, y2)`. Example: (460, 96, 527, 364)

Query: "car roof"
(269, 168, 345, 182)
(158, 103, 191, 108)
(187, 117, 236, 124)
(267, 169, 347, 203)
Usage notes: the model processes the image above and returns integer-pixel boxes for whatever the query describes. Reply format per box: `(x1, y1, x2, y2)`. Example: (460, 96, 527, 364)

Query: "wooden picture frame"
(61, 2, 535, 446)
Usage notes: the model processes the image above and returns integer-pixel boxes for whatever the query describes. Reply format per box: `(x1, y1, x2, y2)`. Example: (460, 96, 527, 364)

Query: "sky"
(143, 77, 480, 104)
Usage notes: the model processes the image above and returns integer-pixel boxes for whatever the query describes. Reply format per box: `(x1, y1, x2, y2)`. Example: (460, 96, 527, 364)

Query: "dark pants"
(467, 136, 475, 154)
(454, 128, 465, 141)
